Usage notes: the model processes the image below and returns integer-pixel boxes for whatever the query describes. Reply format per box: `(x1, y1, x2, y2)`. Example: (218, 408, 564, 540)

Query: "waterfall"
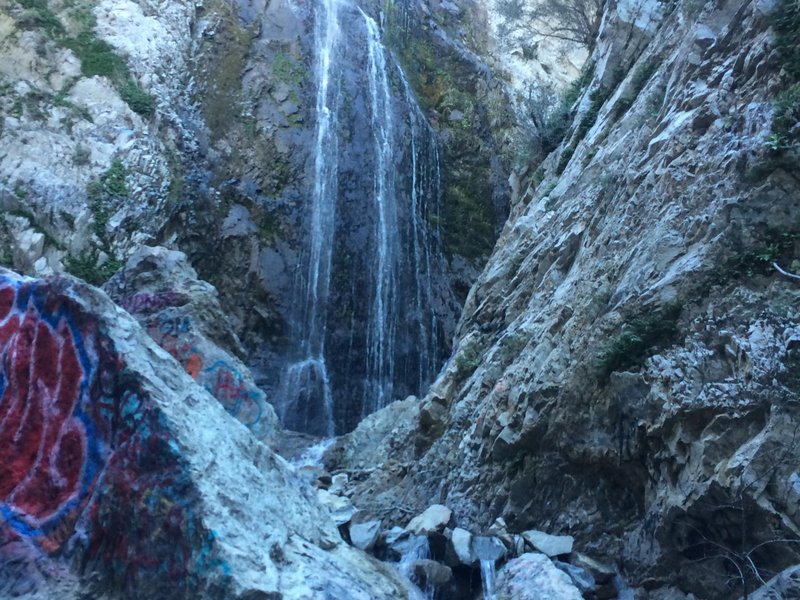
(277, 0, 341, 437)
(362, 9, 400, 416)
(277, 1, 449, 435)
(480, 559, 497, 600)
(400, 71, 442, 393)
(397, 535, 435, 600)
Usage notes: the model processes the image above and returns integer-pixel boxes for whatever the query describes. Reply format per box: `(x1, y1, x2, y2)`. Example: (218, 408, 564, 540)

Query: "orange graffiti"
(185, 354, 203, 379)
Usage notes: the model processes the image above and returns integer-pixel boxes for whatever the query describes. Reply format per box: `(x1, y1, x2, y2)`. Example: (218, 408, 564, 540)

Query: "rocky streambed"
(276, 414, 631, 600)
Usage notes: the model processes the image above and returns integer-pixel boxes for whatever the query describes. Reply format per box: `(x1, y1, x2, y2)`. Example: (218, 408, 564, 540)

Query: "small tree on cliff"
(495, 0, 605, 51)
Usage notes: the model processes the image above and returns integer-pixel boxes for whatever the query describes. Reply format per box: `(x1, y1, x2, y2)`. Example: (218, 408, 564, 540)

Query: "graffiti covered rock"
(104, 246, 280, 442)
(0, 269, 408, 599)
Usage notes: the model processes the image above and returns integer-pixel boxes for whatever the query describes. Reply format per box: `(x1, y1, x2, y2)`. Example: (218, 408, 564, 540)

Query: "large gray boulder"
(521, 530, 575, 557)
(496, 553, 583, 600)
(0, 269, 408, 599)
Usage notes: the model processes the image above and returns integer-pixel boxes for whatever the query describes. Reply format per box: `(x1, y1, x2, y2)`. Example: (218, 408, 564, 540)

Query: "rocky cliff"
(333, 0, 800, 597)
(2, 0, 800, 597)
(0, 0, 517, 434)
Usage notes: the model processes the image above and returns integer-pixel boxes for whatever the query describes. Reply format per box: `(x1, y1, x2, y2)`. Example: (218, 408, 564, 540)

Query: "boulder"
(386, 528, 430, 561)
(521, 530, 574, 557)
(571, 552, 616, 584)
(0, 270, 407, 599)
(450, 527, 475, 565)
(409, 559, 453, 587)
(488, 517, 508, 535)
(496, 553, 583, 600)
(104, 246, 279, 442)
(317, 489, 359, 526)
(330, 473, 349, 494)
(554, 560, 596, 595)
(406, 504, 452, 535)
(350, 520, 382, 552)
(472, 536, 507, 562)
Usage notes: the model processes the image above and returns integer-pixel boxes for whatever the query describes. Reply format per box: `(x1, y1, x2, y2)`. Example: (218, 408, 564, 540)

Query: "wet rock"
(317, 489, 358, 527)
(410, 559, 453, 587)
(571, 552, 616, 585)
(488, 517, 508, 536)
(554, 560, 596, 595)
(450, 527, 475, 565)
(385, 526, 412, 557)
(350, 520, 382, 552)
(330, 473, 349, 494)
(472, 536, 507, 562)
(220, 204, 258, 238)
(511, 535, 527, 557)
(521, 530, 574, 557)
(406, 504, 452, 535)
(496, 553, 583, 600)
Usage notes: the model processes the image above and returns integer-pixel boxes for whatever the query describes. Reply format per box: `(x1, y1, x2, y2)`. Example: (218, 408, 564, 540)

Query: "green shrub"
(772, 0, 800, 79)
(771, 83, 800, 148)
(63, 32, 156, 118)
(611, 61, 658, 121)
(72, 144, 91, 165)
(99, 159, 128, 197)
(454, 338, 485, 378)
(87, 159, 127, 242)
(597, 302, 682, 379)
(118, 80, 156, 116)
(17, 0, 64, 35)
(64, 33, 129, 79)
(64, 250, 122, 286)
(556, 85, 613, 174)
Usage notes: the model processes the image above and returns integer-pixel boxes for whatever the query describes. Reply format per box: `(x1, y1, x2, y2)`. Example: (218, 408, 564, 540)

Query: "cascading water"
(278, 0, 341, 437)
(278, 0, 451, 435)
(397, 535, 435, 600)
(473, 536, 505, 600)
(361, 9, 400, 416)
(401, 71, 443, 394)
(480, 559, 497, 600)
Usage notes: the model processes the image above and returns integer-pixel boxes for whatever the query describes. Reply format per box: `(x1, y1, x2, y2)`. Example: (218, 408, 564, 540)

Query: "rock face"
(104, 245, 280, 442)
(749, 565, 800, 599)
(328, 0, 800, 596)
(0, 269, 409, 599)
(0, 0, 516, 437)
(0, 0, 199, 277)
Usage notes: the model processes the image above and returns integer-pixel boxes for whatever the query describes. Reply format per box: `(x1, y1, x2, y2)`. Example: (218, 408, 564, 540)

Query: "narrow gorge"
(0, 0, 798, 598)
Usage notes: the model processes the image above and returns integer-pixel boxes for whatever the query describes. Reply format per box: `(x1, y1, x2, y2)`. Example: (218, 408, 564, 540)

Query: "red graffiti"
(0, 288, 88, 528)
(213, 367, 249, 411)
